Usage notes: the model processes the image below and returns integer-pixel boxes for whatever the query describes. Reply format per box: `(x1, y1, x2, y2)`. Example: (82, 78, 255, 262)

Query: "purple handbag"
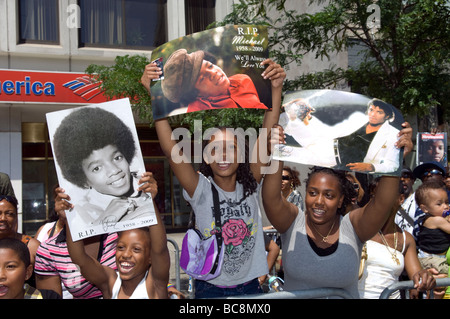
(180, 184, 224, 281)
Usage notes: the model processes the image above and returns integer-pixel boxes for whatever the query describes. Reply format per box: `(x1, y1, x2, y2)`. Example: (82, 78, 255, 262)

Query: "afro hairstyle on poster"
(52, 107, 136, 189)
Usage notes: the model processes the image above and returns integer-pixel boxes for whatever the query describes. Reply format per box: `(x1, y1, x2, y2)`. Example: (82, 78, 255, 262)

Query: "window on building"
(185, 0, 216, 35)
(18, 0, 59, 44)
(79, 0, 167, 49)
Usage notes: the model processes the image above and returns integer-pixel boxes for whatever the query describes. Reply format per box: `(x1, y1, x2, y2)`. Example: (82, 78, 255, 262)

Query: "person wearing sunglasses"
(281, 166, 304, 211)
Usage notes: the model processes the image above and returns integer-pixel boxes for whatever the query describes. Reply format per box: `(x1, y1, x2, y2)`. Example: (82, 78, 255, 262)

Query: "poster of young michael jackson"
(417, 132, 447, 167)
(46, 98, 157, 241)
(273, 90, 405, 176)
(149, 24, 272, 120)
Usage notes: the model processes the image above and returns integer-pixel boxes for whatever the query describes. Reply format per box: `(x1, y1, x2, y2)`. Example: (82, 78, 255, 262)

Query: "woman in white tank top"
(359, 182, 436, 299)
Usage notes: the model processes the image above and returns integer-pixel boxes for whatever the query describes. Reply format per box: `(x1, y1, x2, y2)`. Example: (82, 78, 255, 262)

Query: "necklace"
(378, 230, 400, 265)
(310, 216, 337, 243)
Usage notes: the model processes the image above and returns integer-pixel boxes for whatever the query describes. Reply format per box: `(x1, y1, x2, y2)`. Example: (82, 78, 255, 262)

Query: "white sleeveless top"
(36, 222, 56, 242)
(111, 271, 149, 299)
(358, 231, 406, 299)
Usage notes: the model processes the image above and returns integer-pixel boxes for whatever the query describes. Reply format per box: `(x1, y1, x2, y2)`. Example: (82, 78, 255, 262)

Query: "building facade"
(1, 0, 352, 235)
(0, 0, 233, 234)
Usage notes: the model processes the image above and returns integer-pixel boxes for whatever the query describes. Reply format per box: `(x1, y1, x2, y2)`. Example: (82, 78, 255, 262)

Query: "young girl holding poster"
(64, 173, 170, 299)
(141, 58, 285, 298)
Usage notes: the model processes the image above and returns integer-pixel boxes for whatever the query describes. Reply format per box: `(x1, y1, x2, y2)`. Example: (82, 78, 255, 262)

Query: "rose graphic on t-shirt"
(219, 218, 255, 276)
(222, 218, 252, 253)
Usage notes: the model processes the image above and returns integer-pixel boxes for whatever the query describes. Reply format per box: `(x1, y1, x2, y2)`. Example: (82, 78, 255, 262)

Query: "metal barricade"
(167, 238, 181, 291)
(380, 277, 450, 299)
(263, 228, 281, 276)
(224, 288, 354, 299)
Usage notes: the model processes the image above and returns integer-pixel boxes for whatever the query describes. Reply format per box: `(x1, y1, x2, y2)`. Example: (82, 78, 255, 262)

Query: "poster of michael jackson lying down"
(46, 98, 157, 241)
(149, 24, 271, 120)
(273, 90, 405, 176)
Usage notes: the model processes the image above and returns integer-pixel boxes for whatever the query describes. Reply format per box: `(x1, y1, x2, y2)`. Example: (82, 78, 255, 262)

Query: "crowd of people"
(0, 56, 449, 300)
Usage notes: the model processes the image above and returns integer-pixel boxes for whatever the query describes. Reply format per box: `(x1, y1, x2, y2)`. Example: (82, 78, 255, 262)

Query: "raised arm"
(251, 59, 286, 183)
(142, 62, 199, 197)
(65, 219, 114, 297)
(350, 176, 400, 243)
(262, 159, 299, 233)
(349, 122, 413, 242)
(148, 203, 170, 298)
(261, 125, 298, 233)
(141, 172, 170, 298)
(154, 119, 199, 197)
(54, 188, 114, 297)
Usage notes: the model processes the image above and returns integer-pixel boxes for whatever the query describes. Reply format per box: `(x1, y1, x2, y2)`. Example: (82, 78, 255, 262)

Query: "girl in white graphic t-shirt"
(141, 58, 286, 298)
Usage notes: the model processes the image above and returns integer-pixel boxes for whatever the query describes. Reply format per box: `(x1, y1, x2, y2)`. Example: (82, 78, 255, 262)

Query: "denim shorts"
(194, 278, 262, 299)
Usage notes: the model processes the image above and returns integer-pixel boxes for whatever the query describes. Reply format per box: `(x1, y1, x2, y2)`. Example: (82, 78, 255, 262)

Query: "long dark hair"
(198, 127, 257, 199)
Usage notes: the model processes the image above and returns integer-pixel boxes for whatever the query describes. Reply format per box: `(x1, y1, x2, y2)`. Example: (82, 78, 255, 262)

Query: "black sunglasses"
(282, 175, 291, 181)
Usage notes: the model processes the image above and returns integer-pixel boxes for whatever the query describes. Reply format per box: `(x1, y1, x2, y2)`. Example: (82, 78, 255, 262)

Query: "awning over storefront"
(0, 69, 111, 104)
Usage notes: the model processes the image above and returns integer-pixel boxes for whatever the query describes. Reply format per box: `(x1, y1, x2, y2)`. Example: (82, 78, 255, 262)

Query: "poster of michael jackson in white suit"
(273, 90, 404, 176)
(46, 98, 157, 241)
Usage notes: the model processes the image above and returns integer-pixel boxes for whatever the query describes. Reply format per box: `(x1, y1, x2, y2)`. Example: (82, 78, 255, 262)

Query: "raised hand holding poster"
(273, 90, 405, 176)
(46, 98, 157, 241)
(150, 25, 271, 119)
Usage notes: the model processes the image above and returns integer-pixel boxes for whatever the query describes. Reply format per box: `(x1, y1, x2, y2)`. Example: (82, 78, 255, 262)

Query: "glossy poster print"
(417, 132, 447, 167)
(273, 90, 405, 176)
(46, 98, 157, 241)
(150, 25, 271, 120)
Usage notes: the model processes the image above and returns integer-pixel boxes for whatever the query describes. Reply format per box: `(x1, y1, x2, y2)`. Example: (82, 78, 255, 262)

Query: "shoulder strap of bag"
(210, 184, 223, 273)
(397, 206, 414, 226)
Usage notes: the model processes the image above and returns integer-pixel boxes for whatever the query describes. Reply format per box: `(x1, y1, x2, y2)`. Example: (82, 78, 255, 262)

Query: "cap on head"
(413, 161, 446, 180)
(161, 49, 204, 103)
(401, 167, 415, 179)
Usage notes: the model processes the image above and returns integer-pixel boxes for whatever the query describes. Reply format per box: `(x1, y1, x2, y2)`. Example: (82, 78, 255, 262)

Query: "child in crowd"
(415, 180, 450, 275)
(65, 202, 170, 299)
(141, 57, 286, 298)
(0, 238, 60, 299)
